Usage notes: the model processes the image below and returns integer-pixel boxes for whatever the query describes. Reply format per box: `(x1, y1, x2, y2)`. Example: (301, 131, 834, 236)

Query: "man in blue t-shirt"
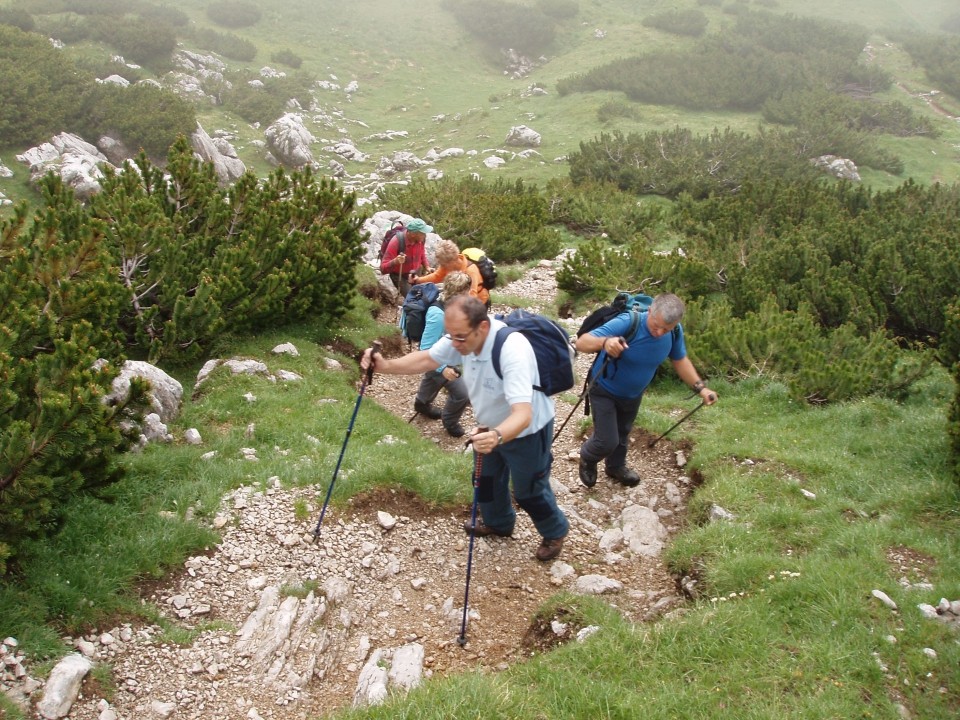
(574, 293, 717, 488)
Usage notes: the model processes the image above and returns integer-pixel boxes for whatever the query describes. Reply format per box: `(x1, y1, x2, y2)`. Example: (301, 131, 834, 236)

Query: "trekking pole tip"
(457, 635, 467, 647)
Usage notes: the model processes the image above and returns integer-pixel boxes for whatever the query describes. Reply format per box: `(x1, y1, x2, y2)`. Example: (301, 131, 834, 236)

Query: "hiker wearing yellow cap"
(413, 239, 490, 307)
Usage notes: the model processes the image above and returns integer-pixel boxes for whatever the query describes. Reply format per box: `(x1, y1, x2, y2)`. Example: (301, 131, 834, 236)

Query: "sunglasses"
(443, 327, 479, 343)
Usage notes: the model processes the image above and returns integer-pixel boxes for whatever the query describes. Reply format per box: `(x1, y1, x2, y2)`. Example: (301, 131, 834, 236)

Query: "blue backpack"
(399, 282, 442, 344)
(491, 309, 576, 396)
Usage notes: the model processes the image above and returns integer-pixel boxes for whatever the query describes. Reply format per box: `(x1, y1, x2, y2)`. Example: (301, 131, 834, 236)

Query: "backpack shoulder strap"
(491, 326, 518, 380)
(397, 230, 405, 254)
(627, 308, 643, 344)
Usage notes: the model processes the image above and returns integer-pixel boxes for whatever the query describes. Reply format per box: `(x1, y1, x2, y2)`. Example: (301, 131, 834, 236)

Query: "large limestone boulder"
(813, 155, 861, 182)
(192, 122, 246, 185)
(16, 133, 114, 200)
(96, 135, 132, 165)
(264, 113, 315, 168)
(504, 125, 541, 147)
(103, 360, 184, 423)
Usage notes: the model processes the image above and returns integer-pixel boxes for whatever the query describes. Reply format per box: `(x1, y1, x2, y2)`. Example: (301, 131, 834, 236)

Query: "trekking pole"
(553, 351, 613, 442)
(312, 341, 382, 539)
(647, 396, 710, 447)
(458, 426, 487, 647)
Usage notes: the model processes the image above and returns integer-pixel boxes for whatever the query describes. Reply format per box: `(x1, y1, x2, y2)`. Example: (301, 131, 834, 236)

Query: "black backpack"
(399, 282, 442, 344)
(377, 221, 405, 262)
(491, 309, 576, 395)
(462, 247, 497, 290)
(576, 291, 652, 340)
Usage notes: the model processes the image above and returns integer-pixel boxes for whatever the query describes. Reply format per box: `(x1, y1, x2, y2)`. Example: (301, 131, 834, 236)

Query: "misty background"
(1, 0, 959, 210)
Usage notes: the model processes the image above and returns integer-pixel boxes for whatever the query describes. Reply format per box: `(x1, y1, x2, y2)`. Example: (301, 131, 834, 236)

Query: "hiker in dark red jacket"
(380, 217, 431, 296)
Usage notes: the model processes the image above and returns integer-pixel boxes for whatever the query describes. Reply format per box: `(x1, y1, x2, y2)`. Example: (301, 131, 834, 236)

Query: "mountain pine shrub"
(88, 139, 364, 363)
(685, 299, 930, 404)
(0, 188, 137, 573)
(376, 177, 560, 262)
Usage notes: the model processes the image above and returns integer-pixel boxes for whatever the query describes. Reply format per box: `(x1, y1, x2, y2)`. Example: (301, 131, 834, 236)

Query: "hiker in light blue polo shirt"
(361, 295, 569, 561)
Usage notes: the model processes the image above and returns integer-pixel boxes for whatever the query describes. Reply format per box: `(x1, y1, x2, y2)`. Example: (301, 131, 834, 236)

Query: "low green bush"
(271, 49, 303, 69)
(763, 88, 937, 139)
(87, 14, 176, 67)
(0, 7, 35, 31)
(192, 27, 257, 62)
(0, 25, 89, 146)
(686, 298, 931, 403)
(900, 32, 960, 101)
(445, 0, 557, 58)
(544, 177, 665, 244)
(559, 10, 868, 112)
(536, 0, 578, 20)
(377, 177, 560, 263)
(0, 189, 137, 573)
(75, 83, 195, 159)
(556, 236, 716, 300)
(206, 0, 261, 29)
(222, 72, 315, 125)
(596, 99, 640, 125)
(942, 302, 960, 484)
(568, 127, 820, 200)
(642, 9, 709, 37)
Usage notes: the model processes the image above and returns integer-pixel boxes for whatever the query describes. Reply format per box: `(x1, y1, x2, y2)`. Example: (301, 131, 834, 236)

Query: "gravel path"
(23, 257, 696, 720)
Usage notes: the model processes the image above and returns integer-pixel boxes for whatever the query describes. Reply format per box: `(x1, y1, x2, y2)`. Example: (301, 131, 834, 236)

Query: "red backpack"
(377, 221, 406, 261)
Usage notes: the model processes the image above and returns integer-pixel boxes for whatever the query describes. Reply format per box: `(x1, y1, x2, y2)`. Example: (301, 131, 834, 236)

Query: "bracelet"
(693, 380, 706, 393)
(494, 428, 504, 446)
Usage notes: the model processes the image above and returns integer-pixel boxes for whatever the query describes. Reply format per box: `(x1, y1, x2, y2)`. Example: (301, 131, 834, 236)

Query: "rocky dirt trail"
(10, 257, 699, 720)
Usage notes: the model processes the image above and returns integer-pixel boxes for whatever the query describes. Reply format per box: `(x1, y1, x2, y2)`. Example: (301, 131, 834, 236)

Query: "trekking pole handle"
(465, 425, 489, 450)
(472, 427, 487, 485)
(366, 341, 382, 385)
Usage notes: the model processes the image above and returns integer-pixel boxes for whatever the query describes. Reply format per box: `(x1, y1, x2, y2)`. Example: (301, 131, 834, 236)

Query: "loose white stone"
(871, 589, 898, 610)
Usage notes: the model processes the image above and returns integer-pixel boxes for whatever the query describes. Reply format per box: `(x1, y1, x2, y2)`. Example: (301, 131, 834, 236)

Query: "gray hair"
(446, 295, 488, 328)
(441, 271, 472, 302)
(434, 239, 460, 265)
(650, 293, 685, 325)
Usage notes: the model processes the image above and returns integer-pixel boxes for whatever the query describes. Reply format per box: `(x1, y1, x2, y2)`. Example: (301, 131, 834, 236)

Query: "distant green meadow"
(1, 0, 959, 214)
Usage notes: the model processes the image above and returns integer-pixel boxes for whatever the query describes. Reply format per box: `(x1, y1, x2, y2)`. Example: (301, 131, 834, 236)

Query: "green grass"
(4, 306, 958, 718)
(323, 371, 960, 720)
(4, 0, 959, 222)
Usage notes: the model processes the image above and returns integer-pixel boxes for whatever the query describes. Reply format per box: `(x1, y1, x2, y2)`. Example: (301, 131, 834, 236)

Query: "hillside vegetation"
(1, 1, 959, 719)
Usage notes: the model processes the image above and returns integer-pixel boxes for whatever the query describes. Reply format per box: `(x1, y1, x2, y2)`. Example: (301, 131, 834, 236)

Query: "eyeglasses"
(443, 328, 478, 343)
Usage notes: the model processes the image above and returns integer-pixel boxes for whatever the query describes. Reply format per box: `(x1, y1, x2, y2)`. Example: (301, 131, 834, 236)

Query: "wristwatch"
(494, 428, 504, 445)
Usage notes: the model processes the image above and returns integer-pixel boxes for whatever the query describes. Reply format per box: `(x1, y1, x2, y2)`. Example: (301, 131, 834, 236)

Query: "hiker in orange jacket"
(413, 239, 490, 306)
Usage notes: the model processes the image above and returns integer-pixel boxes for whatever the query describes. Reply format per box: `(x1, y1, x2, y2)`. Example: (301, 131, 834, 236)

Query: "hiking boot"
(535, 535, 566, 562)
(578, 457, 597, 488)
(607, 466, 641, 487)
(413, 400, 442, 420)
(445, 423, 466, 438)
(462, 519, 513, 538)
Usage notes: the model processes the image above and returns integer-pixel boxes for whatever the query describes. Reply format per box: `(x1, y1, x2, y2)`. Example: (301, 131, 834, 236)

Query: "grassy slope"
(2, 0, 960, 211)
